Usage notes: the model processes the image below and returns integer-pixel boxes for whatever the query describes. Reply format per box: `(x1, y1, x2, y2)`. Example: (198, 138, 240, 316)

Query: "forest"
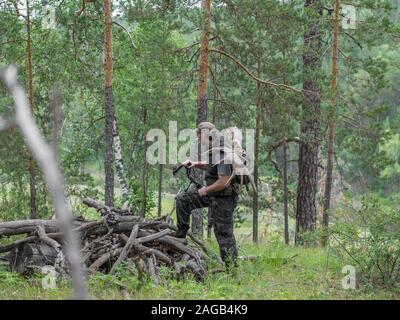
(0, 0, 399, 300)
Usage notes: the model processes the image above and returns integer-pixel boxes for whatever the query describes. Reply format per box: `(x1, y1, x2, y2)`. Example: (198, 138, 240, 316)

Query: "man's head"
(196, 122, 219, 147)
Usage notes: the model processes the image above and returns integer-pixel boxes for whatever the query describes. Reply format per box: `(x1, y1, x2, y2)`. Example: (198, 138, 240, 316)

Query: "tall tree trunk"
(295, 0, 322, 245)
(141, 166, 148, 218)
(196, 0, 211, 125)
(157, 164, 163, 217)
(253, 84, 261, 243)
(141, 108, 148, 217)
(322, 0, 340, 246)
(283, 142, 289, 245)
(104, 0, 114, 207)
(25, 0, 37, 219)
(113, 117, 130, 208)
(318, 151, 325, 222)
(208, 63, 218, 239)
(192, 0, 212, 239)
(261, 184, 273, 241)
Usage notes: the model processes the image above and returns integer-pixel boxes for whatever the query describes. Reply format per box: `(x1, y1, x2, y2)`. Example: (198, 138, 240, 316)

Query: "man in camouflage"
(172, 122, 239, 268)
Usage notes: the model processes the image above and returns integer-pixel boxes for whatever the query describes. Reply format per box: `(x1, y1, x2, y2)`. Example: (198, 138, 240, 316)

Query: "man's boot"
(170, 229, 187, 239)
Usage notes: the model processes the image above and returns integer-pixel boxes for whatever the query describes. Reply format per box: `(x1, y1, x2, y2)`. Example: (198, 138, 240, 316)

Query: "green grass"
(0, 239, 398, 300)
(1, 195, 399, 300)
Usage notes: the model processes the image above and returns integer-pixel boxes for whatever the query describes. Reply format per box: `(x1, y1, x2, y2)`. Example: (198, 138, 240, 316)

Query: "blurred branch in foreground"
(0, 65, 87, 300)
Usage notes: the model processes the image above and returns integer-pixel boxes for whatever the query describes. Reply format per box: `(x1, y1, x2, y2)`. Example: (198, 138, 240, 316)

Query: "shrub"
(330, 194, 400, 287)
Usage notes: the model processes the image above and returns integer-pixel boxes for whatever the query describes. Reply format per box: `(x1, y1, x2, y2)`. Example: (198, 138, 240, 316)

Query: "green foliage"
(380, 133, 400, 181)
(127, 179, 156, 217)
(330, 195, 400, 287)
(0, 0, 399, 299)
(233, 205, 247, 228)
(0, 0, 398, 218)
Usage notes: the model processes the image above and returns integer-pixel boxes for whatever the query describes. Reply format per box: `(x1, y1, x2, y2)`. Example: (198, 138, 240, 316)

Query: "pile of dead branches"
(0, 198, 223, 284)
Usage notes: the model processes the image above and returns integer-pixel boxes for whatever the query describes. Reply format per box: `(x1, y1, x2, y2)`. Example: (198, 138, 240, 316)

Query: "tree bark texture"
(322, 0, 340, 246)
(26, 0, 37, 219)
(113, 117, 130, 206)
(283, 143, 289, 245)
(252, 90, 261, 243)
(295, 0, 323, 245)
(192, 0, 212, 238)
(104, 0, 114, 207)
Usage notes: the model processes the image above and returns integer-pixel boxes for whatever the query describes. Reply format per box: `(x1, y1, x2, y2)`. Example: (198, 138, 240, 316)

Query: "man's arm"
(198, 175, 230, 196)
(192, 162, 208, 170)
(198, 161, 232, 196)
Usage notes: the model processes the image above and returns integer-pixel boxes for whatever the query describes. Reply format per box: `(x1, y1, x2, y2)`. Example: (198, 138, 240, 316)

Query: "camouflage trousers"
(175, 188, 238, 266)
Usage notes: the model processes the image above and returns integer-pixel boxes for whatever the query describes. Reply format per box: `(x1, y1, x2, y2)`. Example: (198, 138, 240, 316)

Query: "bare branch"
(0, 65, 87, 300)
(270, 137, 301, 151)
(113, 21, 138, 50)
(343, 31, 363, 50)
(266, 137, 301, 176)
(209, 48, 312, 96)
(109, 224, 139, 274)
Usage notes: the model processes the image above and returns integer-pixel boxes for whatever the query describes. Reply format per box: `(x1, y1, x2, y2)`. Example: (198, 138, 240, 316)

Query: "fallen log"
(0, 198, 221, 282)
(0, 219, 63, 237)
(109, 224, 139, 274)
(36, 225, 66, 272)
(8, 242, 57, 274)
(147, 255, 159, 287)
(82, 197, 130, 216)
(89, 248, 123, 272)
(119, 233, 172, 265)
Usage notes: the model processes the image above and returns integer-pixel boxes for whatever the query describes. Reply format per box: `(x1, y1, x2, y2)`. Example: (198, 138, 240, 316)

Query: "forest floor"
(0, 238, 399, 300)
(0, 194, 399, 300)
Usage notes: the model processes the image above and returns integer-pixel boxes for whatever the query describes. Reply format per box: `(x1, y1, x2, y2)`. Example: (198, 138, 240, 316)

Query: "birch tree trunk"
(113, 117, 130, 209)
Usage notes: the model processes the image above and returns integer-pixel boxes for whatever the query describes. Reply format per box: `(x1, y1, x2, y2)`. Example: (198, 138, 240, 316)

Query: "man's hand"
(202, 176, 231, 195)
(182, 159, 195, 168)
(198, 186, 208, 197)
(182, 159, 207, 170)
